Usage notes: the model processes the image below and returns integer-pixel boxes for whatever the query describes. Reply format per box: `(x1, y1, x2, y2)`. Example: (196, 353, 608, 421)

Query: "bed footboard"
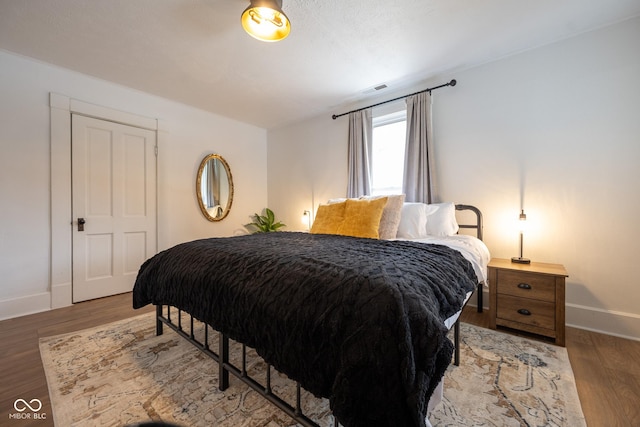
(154, 303, 464, 425)
(155, 304, 338, 427)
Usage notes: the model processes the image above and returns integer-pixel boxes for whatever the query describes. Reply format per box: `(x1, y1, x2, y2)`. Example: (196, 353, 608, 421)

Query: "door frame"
(50, 93, 161, 309)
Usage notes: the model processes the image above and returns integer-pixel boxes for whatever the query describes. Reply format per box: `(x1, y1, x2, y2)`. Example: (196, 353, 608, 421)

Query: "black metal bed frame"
(154, 204, 484, 427)
(455, 203, 484, 314)
(155, 304, 332, 427)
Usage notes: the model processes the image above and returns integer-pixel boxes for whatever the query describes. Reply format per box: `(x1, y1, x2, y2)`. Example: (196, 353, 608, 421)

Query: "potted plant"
(244, 208, 286, 233)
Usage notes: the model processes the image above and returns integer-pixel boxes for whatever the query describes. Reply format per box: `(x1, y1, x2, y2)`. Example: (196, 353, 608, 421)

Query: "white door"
(72, 114, 157, 302)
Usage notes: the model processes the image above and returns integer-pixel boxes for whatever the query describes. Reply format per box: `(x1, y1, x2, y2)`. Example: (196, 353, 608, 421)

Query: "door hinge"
(154, 145, 158, 156)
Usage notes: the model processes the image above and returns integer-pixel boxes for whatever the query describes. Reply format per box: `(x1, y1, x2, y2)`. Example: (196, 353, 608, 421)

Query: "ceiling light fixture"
(241, 0, 291, 42)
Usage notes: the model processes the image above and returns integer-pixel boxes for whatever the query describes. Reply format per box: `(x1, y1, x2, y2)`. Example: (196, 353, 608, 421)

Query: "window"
(371, 110, 406, 196)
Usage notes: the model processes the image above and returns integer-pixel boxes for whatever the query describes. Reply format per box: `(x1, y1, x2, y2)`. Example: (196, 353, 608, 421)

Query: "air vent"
(362, 83, 388, 94)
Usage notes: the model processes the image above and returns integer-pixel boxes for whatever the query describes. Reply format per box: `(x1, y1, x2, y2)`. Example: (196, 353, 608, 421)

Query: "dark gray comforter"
(133, 232, 478, 427)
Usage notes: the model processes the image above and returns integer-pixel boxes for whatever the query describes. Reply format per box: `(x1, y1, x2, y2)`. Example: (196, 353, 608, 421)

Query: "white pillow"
(397, 203, 429, 238)
(326, 198, 347, 204)
(425, 202, 459, 236)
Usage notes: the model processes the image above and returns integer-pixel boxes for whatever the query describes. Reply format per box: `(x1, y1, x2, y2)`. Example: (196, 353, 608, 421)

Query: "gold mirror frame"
(196, 154, 234, 222)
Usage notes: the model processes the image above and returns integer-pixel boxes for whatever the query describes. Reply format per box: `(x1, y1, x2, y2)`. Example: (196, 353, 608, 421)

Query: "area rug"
(40, 312, 586, 426)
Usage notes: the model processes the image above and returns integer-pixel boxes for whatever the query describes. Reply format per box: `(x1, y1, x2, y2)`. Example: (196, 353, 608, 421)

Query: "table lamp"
(511, 209, 531, 264)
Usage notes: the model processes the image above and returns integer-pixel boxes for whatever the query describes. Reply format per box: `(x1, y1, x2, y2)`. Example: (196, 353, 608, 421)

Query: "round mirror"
(196, 154, 233, 221)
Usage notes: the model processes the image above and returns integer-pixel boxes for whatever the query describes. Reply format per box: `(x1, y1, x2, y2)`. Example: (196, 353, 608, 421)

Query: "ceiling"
(1, 0, 639, 129)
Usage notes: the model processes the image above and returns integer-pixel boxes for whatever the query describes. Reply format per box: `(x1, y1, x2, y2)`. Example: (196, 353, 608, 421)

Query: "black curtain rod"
(331, 79, 457, 120)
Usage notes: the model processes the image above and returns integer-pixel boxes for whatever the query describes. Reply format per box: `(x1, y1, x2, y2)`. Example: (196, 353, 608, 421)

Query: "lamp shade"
(241, 0, 291, 42)
(517, 209, 527, 232)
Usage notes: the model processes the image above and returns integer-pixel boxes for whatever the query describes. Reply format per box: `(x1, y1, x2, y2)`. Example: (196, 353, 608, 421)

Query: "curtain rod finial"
(332, 114, 337, 120)
(450, 79, 457, 87)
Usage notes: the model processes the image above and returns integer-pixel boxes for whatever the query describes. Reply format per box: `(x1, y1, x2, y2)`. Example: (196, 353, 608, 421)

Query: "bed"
(133, 200, 489, 427)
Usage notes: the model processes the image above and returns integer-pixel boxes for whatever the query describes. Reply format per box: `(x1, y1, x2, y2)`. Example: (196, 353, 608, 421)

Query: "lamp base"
(511, 256, 531, 264)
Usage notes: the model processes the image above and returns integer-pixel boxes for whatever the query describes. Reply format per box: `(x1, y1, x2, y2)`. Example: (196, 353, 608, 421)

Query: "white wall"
(267, 17, 640, 340)
(268, 116, 348, 229)
(0, 50, 267, 319)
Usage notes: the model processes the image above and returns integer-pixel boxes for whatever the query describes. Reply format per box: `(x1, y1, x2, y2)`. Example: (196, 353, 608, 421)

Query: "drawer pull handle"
(517, 283, 532, 290)
(517, 308, 532, 316)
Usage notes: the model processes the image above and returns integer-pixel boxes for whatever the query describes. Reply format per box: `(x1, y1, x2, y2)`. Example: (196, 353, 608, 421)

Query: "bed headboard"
(455, 204, 483, 241)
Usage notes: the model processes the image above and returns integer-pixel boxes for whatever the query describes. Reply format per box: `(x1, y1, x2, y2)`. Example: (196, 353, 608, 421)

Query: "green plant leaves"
(244, 208, 285, 233)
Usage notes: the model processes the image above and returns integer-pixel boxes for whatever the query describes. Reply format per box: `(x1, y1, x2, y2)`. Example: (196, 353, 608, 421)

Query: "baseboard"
(51, 282, 73, 309)
(566, 303, 640, 342)
(472, 291, 639, 341)
(3, 290, 637, 341)
(0, 292, 51, 321)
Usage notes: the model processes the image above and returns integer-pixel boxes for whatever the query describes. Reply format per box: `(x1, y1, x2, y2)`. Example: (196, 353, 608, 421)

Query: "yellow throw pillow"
(360, 194, 405, 239)
(337, 197, 388, 239)
(310, 202, 347, 234)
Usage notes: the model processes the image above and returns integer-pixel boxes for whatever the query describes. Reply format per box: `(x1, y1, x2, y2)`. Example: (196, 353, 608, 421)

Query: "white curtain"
(346, 109, 373, 198)
(403, 91, 435, 203)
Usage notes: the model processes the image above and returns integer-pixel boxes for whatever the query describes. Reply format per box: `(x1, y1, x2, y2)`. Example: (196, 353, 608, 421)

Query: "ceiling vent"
(362, 83, 388, 94)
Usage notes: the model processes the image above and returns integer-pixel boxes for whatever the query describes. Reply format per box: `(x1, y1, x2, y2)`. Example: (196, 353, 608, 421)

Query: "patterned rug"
(40, 312, 586, 426)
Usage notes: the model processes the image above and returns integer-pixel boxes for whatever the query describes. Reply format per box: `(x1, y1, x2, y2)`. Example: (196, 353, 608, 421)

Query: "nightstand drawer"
(496, 270, 556, 302)
(496, 294, 555, 330)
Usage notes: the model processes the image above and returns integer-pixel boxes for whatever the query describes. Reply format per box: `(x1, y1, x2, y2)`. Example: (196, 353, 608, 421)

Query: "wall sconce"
(241, 0, 291, 42)
(301, 210, 311, 231)
(511, 209, 531, 264)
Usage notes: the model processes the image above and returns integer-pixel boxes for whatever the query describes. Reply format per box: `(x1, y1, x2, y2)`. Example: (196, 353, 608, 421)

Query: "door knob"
(78, 218, 85, 232)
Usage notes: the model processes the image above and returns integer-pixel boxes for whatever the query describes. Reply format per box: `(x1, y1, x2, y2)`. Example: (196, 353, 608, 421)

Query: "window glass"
(371, 110, 406, 196)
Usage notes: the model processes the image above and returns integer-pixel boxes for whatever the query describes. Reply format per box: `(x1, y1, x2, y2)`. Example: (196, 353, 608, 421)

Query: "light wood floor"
(1, 293, 638, 426)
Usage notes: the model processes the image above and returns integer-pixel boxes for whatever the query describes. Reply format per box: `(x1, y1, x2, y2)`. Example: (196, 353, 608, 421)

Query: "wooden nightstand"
(488, 258, 568, 346)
